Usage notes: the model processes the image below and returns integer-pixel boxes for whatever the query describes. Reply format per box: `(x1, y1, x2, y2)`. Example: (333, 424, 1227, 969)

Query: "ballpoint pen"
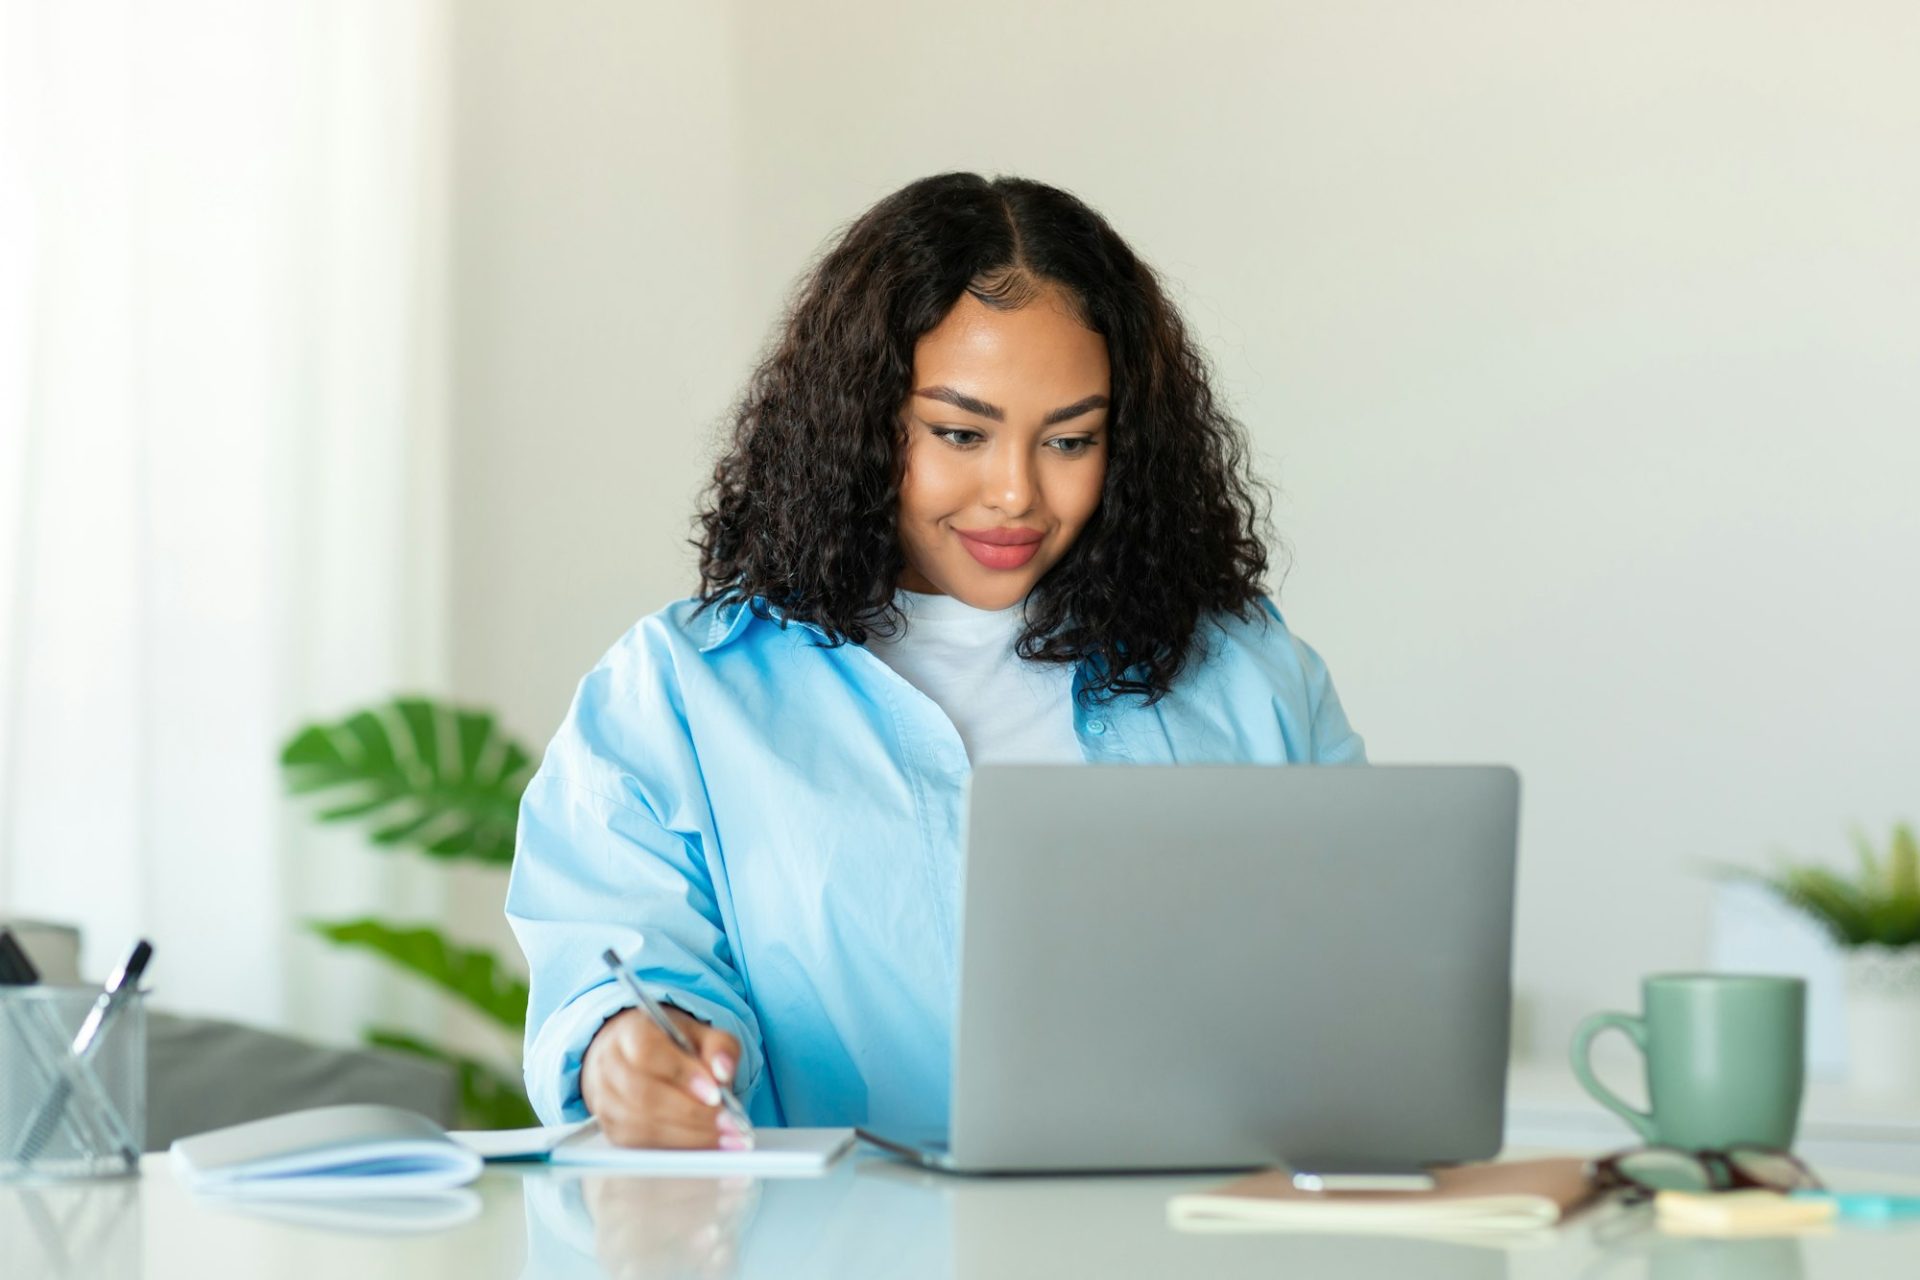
(599, 946, 755, 1142)
(13, 939, 152, 1165)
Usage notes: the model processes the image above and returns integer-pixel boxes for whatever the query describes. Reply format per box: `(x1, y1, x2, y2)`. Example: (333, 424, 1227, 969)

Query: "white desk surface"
(1505, 1059, 1920, 1176)
(7, 1146, 1920, 1280)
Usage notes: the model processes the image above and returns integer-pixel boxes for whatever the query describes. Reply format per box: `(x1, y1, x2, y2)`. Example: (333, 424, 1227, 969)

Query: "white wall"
(445, 0, 754, 969)
(450, 1, 1920, 1056)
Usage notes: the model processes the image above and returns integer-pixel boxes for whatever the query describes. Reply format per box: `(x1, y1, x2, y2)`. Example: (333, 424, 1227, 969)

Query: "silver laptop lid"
(948, 764, 1520, 1174)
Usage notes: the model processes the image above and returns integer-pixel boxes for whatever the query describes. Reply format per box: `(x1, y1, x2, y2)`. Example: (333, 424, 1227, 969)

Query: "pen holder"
(0, 986, 146, 1180)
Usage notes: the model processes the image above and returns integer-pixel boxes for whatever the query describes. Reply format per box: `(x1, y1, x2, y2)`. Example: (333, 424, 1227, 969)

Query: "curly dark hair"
(693, 171, 1277, 707)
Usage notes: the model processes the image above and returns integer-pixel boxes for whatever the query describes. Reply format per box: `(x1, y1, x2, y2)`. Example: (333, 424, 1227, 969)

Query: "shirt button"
(1086, 719, 1107, 736)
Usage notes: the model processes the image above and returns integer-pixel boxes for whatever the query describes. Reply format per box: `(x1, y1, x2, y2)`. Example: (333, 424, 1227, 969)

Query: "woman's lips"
(956, 530, 1042, 570)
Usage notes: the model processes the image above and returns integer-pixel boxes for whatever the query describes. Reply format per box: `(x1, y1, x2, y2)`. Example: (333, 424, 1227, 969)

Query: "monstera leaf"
(281, 697, 535, 865)
(313, 918, 530, 1029)
(282, 695, 542, 1128)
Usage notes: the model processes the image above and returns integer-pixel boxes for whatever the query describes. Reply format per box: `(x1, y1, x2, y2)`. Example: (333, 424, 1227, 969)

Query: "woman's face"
(895, 285, 1111, 610)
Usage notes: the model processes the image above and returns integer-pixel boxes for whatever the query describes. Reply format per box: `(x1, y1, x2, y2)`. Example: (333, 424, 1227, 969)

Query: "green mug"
(1571, 973, 1807, 1150)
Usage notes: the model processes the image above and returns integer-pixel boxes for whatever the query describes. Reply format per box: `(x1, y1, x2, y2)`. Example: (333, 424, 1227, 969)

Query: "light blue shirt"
(506, 593, 1366, 1131)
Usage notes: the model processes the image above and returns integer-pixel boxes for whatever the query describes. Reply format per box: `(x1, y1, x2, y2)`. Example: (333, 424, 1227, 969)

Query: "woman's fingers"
(602, 1103, 722, 1150)
(583, 1007, 746, 1149)
(684, 1021, 744, 1091)
(601, 1009, 720, 1103)
(594, 1069, 725, 1148)
(601, 1065, 721, 1128)
(645, 1023, 729, 1106)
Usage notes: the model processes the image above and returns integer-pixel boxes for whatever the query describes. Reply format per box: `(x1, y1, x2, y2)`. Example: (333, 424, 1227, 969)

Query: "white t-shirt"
(864, 588, 1083, 766)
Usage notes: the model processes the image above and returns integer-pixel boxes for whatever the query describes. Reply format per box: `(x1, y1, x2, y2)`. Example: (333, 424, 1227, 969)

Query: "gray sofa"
(4, 919, 458, 1149)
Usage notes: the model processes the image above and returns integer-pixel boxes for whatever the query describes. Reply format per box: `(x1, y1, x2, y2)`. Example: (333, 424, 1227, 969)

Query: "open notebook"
(170, 1105, 854, 1197)
(1168, 1158, 1600, 1236)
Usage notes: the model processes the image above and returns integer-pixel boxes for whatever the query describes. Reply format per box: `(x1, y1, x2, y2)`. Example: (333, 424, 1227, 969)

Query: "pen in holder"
(0, 985, 147, 1180)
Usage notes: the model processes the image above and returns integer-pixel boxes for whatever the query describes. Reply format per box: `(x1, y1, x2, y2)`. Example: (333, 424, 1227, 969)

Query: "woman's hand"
(581, 1006, 747, 1150)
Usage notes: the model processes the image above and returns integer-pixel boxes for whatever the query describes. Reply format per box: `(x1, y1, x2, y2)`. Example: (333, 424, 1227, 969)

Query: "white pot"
(1846, 946, 1920, 1097)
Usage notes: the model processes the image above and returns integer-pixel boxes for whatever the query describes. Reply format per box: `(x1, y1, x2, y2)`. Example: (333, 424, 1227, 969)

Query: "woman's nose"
(984, 444, 1036, 516)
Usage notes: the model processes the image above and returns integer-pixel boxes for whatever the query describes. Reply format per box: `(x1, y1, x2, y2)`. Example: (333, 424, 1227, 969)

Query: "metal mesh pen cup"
(0, 986, 146, 1180)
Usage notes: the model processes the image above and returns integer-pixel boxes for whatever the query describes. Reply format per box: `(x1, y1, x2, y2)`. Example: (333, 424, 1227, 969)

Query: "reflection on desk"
(1572, 1225, 1809, 1280)
(7, 1150, 1920, 1280)
(5, 1174, 141, 1279)
(524, 1158, 952, 1280)
(522, 1156, 1505, 1280)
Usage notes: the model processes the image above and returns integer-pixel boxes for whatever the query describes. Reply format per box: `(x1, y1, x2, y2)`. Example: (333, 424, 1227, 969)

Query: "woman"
(506, 173, 1366, 1151)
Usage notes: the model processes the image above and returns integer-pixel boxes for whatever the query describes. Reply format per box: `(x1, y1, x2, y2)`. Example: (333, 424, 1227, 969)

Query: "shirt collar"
(698, 595, 828, 653)
(699, 597, 754, 652)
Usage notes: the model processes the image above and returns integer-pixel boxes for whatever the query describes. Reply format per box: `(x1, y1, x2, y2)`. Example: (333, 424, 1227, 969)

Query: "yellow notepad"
(1168, 1158, 1598, 1235)
(1654, 1189, 1836, 1236)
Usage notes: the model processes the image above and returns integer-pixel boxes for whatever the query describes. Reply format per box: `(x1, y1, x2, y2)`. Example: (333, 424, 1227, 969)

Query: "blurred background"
(2, 0, 1916, 1108)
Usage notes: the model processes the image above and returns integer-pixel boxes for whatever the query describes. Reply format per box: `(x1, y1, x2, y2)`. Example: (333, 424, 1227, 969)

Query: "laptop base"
(854, 1128, 957, 1171)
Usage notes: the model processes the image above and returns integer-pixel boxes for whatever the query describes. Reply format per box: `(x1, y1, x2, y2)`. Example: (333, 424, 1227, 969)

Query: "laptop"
(857, 764, 1520, 1177)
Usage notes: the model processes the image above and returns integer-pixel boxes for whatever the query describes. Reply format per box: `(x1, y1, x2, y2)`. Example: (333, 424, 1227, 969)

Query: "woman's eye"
(929, 427, 1097, 455)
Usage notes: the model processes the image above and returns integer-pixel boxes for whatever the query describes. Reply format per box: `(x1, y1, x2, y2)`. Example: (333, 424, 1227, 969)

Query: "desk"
(6, 1150, 1919, 1280)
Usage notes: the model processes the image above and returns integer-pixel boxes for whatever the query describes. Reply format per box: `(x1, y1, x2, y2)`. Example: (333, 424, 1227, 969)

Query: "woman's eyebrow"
(913, 386, 1111, 426)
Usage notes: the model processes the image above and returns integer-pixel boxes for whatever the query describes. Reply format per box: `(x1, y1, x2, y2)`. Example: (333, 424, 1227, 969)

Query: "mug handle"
(1570, 1011, 1658, 1143)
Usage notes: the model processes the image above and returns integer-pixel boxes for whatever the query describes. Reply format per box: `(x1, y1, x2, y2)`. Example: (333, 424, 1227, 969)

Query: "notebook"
(1655, 1189, 1836, 1236)
(1168, 1158, 1599, 1236)
(459, 1120, 858, 1176)
(170, 1104, 854, 1197)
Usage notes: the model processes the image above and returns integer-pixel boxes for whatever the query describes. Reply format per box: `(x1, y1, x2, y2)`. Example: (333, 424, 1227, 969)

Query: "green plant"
(280, 696, 539, 1128)
(1734, 822, 1920, 950)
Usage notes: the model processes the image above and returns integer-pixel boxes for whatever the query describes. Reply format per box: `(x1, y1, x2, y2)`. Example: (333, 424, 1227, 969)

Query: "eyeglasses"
(1590, 1145, 1824, 1201)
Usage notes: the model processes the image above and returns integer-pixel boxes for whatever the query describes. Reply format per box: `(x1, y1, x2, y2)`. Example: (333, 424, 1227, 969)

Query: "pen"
(13, 939, 152, 1165)
(70, 939, 153, 1058)
(598, 946, 755, 1141)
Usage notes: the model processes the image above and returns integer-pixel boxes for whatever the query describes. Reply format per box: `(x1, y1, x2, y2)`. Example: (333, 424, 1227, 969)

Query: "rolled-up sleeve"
(505, 631, 766, 1125)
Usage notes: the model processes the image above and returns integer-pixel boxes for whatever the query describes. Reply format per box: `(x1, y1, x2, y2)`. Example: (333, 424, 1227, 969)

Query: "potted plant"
(1740, 823, 1920, 1097)
(280, 696, 539, 1128)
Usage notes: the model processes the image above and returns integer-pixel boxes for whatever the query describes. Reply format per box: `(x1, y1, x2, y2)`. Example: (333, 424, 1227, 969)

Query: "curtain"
(0, 0, 451, 1040)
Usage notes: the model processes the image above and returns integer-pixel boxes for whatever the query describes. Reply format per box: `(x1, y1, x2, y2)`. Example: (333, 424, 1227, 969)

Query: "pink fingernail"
(712, 1054, 735, 1085)
(717, 1111, 743, 1136)
(692, 1076, 721, 1107)
(719, 1134, 751, 1152)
